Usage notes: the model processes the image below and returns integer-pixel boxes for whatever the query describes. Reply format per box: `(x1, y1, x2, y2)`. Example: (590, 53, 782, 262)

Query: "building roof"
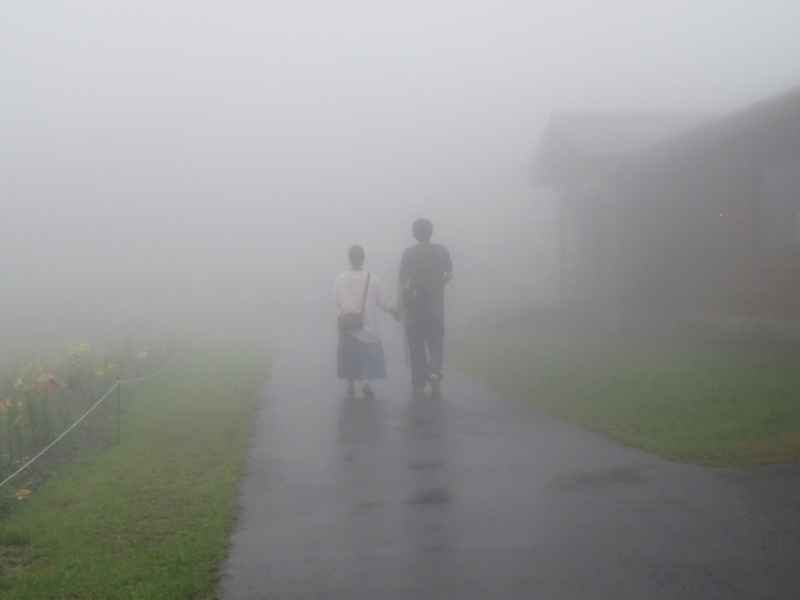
(631, 83, 800, 164)
(530, 113, 715, 187)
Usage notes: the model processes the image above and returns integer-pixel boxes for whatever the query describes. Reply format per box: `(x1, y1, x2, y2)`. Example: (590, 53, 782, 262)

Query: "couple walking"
(334, 218, 453, 398)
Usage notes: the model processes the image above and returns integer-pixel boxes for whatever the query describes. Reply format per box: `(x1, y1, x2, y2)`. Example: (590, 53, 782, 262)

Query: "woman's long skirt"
(337, 331, 387, 380)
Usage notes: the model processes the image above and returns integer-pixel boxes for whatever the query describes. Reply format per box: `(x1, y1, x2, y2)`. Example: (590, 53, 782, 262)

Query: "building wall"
(561, 185, 616, 321)
(611, 124, 800, 322)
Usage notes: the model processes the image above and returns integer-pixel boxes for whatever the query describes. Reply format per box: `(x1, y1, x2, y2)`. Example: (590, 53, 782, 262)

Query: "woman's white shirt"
(334, 270, 393, 343)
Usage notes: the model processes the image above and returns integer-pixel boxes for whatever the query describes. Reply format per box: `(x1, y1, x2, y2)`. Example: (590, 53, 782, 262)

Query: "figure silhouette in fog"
(397, 219, 453, 396)
(335, 244, 399, 398)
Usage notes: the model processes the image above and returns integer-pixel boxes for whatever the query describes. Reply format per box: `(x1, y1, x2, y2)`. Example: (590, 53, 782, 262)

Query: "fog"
(3, 1, 800, 352)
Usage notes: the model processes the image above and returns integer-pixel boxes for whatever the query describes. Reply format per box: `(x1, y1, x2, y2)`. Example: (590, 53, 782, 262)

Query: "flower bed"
(0, 335, 183, 488)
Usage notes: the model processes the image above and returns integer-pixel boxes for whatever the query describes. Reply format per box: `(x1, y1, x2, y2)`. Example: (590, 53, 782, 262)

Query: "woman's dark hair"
(412, 218, 433, 241)
(348, 244, 365, 266)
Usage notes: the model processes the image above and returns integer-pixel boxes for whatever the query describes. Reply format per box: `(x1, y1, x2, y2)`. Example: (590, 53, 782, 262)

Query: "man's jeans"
(405, 306, 445, 391)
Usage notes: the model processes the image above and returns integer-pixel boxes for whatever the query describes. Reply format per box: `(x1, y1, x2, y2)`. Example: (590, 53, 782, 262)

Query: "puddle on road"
(354, 500, 388, 514)
(403, 488, 451, 505)
(560, 466, 647, 490)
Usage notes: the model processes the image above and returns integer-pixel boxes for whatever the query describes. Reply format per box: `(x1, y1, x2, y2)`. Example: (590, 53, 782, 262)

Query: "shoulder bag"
(338, 273, 371, 332)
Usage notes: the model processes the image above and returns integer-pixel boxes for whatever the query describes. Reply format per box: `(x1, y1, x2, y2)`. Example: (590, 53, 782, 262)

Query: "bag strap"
(360, 273, 371, 315)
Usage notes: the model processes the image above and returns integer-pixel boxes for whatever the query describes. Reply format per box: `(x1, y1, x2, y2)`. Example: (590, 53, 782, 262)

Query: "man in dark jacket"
(397, 218, 453, 395)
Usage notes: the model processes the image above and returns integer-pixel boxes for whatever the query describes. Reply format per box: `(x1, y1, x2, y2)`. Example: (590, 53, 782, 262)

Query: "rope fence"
(0, 344, 190, 491)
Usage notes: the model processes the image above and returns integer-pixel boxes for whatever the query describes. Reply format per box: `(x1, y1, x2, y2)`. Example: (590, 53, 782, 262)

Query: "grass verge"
(452, 326, 800, 466)
(0, 342, 268, 599)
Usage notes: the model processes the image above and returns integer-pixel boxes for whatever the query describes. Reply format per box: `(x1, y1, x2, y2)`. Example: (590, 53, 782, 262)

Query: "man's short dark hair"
(412, 218, 433, 242)
(348, 245, 365, 266)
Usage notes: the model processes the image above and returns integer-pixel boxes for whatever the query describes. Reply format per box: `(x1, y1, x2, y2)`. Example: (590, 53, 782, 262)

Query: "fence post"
(117, 377, 121, 445)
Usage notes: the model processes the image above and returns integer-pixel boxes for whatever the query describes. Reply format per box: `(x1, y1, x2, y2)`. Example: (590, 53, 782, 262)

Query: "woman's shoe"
(362, 383, 375, 399)
(346, 384, 356, 398)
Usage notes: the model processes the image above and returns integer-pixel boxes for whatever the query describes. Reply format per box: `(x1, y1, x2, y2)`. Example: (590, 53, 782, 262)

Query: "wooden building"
(532, 85, 800, 337)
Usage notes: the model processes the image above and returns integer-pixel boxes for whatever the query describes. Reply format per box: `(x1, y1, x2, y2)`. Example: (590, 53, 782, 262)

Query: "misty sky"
(2, 1, 800, 348)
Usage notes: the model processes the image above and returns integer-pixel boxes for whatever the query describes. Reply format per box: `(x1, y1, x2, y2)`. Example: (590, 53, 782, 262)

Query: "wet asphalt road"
(220, 328, 800, 599)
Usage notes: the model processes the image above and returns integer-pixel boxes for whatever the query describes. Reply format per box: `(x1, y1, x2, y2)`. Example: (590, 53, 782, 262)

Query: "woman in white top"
(335, 245, 399, 398)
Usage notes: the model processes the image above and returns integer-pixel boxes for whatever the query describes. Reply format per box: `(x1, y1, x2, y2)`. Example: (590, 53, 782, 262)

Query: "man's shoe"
(428, 374, 441, 395)
(362, 383, 375, 399)
(346, 384, 356, 398)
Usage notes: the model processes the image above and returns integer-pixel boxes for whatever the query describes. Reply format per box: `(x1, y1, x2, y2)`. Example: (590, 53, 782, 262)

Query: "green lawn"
(452, 326, 800, 465)
(0, 342, 268, 599)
